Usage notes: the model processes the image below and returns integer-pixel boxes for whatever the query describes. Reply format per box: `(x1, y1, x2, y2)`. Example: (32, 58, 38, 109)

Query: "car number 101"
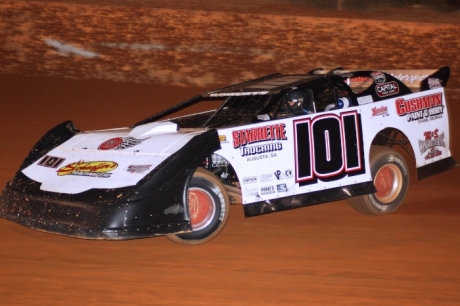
(294, 111, 364, 184)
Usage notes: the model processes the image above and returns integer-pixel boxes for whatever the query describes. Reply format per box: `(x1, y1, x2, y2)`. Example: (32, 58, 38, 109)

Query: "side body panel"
(214, 87, 454, 216)
(215, 111, 372, 206)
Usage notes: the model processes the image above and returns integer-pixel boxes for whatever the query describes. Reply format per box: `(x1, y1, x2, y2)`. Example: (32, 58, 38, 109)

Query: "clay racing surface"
(1, 1, 460, 305)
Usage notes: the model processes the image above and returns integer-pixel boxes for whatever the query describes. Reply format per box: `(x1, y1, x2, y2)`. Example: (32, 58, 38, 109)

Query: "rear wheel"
(166, 168, 230, 245)
(347, 146, 409, 215)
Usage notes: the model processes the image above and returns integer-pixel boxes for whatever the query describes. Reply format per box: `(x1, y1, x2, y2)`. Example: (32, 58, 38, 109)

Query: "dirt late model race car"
(0, 67, 457, 245)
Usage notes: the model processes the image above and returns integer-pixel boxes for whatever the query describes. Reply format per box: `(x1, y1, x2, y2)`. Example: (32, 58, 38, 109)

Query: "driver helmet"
(286, 89, 313, 114)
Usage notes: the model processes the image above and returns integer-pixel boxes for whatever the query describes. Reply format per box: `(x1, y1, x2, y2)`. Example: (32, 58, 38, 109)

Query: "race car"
(0, 66, 457, 245)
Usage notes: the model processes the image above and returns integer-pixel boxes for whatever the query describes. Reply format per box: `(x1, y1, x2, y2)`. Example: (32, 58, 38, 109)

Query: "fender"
(366, 87, 456, 180)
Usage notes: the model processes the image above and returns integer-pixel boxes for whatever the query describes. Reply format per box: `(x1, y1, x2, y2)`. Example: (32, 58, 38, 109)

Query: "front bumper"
(0, 182, 190, 240)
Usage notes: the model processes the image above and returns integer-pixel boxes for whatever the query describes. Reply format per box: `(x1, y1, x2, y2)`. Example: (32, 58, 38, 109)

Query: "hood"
(22, 121, 205, 194)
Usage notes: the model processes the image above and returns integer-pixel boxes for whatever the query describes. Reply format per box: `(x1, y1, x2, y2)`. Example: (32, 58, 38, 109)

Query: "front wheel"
(347, 146, 409, 215)
(166, 168, 230, 245)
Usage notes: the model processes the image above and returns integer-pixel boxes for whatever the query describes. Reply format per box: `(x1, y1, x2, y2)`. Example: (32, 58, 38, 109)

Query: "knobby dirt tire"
(347, 145, 409, 215)
(166, 168, 230, 245)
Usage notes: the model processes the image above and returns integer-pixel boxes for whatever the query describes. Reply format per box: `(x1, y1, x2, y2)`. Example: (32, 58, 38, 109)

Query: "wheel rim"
(374, 164, 403, 204)
(188, 188, 216, 231)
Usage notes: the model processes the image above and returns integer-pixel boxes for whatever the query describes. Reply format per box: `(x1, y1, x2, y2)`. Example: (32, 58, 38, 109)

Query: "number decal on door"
(294, 111, 364, 185)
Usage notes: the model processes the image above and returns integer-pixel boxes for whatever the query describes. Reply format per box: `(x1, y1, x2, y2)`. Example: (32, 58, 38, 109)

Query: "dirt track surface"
(1, 1, 460, 305)
(1, 1, 460, 87)
(1, 75, 460, 306)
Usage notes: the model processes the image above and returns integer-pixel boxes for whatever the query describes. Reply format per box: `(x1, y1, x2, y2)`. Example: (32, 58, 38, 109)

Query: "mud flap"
(417, 157, 458, 180)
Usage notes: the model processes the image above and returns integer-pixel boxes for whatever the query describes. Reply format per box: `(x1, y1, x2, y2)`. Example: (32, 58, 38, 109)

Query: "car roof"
(203, 74, 324, 98)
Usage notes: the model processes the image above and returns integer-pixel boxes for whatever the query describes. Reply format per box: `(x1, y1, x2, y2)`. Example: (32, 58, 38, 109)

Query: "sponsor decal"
(233, 124, 287, 158)
(232, 124, 287, 146)
(38, 155, 66, 168)
(276, 183, 288, 192)
(243, 176, 258, 184)
(395, 92, 444, 123)
(428, 78, 442, 89)
(241, 143, 283, 158)
(419, 129, 445, 160)
(375, 81, 399, 98)
(98, 136, 147, 150)
(260, 173, 273, 182)
(274, 170, 285, 180)
(274, 169, 292, 180)
(390, 73, 428, 83)
(57, 160, 118, 178)
(425, 149, 443, 160)
(357, 95, 373, 105)
(218, 135, 228, 143)
(244, 187, 259, 197)
(246, 154, 271, 161)
(127, 165, 152, 173)
(349, 76, 371, 83)
(371, 71, 386, 85)
(294, 111, 364, 184)
(260, 185, 275, 195)
(347, 77, 373, 94)
(371, 105, 389, 117)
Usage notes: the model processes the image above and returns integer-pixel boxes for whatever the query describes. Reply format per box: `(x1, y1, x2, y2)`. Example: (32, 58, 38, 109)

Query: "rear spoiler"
(383, 66, 450, 91)
(310, 66, 450, 92)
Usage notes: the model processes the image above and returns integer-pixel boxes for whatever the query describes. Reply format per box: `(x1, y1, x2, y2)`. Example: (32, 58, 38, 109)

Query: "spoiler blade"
(311, 66, 450, 91)
(384, 66, 449, 90)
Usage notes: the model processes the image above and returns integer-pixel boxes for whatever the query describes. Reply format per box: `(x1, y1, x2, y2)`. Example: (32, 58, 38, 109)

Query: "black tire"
(166, 168, 230, 245)
(347, 146, 409, 215)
